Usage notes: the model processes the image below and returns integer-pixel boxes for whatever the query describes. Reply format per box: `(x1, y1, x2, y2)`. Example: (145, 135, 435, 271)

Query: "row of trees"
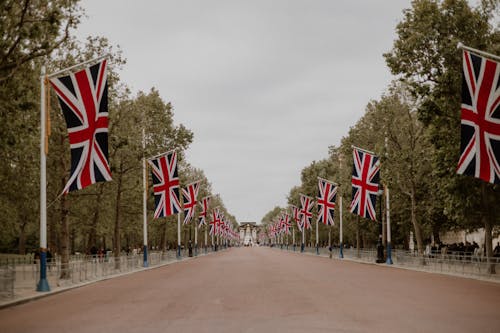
(0, 0, 237, 267)
(260, 0, 500, 262)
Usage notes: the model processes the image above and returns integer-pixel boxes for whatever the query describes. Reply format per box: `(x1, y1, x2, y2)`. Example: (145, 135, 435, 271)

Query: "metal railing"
(0, 246, 224, 300)
(271, 245, 500, 280)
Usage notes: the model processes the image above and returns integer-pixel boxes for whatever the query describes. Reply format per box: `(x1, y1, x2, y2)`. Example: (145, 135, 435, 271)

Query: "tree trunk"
(410, 189, 424, 255)
(482, 183, 496, 274)
(18, 221, 27, 255)
(162, 221, 168, 251)
(484, 218, 495, 274)
(88, 185, 104, 252)
(113, 161, 123, 270)
(60, 191, 70, 279)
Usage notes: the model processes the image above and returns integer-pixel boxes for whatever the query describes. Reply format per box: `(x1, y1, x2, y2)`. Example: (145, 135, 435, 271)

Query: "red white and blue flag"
(182, 181, 200, 224)
(457, 49, 500, 184)
(198, 196, 211, 227)
(317, 177, 338, 226)
(209, 208, 220, 236)
(148, 151, 181, 219)
(299, 194, 314, 230)
(282, 214, 291, 235)
(49, 58, 111, 193)
(350, 147, 380, 221)
(290, 205, 302, 232)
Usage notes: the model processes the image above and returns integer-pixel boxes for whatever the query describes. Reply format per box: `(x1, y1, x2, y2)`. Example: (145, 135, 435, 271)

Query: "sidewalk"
(278, 246, 500, 284)
(0, 252, 212, 309)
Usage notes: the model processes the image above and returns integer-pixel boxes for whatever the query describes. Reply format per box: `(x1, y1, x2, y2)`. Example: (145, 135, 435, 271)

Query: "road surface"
(1, 247, 499, 332)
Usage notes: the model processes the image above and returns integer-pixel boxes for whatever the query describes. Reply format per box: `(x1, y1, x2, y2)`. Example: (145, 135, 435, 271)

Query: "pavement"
(1, 247, 499, 333)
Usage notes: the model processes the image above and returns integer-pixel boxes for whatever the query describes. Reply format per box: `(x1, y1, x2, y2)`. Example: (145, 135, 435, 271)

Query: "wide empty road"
(1, 247, 499, 332)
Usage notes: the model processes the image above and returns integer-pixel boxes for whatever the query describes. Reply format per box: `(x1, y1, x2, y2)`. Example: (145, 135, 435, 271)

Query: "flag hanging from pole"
(209, 208, 220, 236)
(198, 196, 211, 227)
(290, 205, 303, 232)
(182, 181, 200, 224)
(317, 177, 338, 226)
(282, 214, 291, 235)
(299, 194, 314, 230)
(457, 48, 500, 184)
(350, 147, 380, 221)
(148, 150, 181, 219)
(49, 58, 111, 193)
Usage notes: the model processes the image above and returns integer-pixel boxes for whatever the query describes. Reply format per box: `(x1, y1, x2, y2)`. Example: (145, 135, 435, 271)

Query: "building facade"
(238, 222, 260, 246)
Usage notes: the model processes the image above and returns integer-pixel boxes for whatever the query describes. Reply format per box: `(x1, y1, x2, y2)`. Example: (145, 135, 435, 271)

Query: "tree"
(384, 0, 500, 270)
(0, 0, 81, 82)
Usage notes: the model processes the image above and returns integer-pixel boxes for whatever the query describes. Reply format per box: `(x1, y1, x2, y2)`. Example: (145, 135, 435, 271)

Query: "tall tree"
(384, 0, 500, 270)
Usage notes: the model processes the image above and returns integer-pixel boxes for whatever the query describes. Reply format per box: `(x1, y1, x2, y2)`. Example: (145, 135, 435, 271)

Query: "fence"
(272, 245, 500, 281)
(0, 246, 221, 300)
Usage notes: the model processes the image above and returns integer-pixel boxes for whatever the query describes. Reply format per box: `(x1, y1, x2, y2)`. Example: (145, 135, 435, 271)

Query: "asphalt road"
(1, 247, 499, 333)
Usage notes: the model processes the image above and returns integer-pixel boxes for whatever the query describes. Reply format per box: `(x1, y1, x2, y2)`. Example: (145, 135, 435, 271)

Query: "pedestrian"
(494, 242, 500, 258)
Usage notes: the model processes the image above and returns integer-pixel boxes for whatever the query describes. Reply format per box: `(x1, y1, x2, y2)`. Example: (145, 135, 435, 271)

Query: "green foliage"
(0, 2, 234, 254)
(267, 0, 500, 252)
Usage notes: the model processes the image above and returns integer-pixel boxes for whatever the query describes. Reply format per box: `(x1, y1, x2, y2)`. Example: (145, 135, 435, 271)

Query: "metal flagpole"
(142, 129, 148, 267)
(177, 213, 181, 259)
(292, 226, 295, 251)
(457, 42, 500, 62)
(386, 187, 393, 264)
(339, 196, 344, 259)
(315, 217, 319, 255)
(328, 225, 332, 259)
(37, 66, 50, 292)
(204, 224, 208, 253)
(46, 54, 109, 79)
(194, 220, 198, 256)
(301, 227, 305, 253)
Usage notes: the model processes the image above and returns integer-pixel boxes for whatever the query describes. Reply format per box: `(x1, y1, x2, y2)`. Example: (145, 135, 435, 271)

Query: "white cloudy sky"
(75, 0, 413, 223)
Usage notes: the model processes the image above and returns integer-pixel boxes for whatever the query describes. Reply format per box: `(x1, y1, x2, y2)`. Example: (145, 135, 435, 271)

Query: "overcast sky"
(75, 0, 413, 223)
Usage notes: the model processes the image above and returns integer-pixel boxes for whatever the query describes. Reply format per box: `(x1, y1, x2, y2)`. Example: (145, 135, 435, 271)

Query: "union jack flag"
(49, 58, 111, 193)
(148, 151, 181, 219)
(209, 208, 220, 236)
(457, 49, 500, 184)
(317, 177, 338, 226)
(350, 147, 380, 221)
(182, 181, 200, 224)
(282, 214, 291, 235)
(299, 194, 314, 230)
(198, 196, 211, 227)
(290, 205, 302, 232)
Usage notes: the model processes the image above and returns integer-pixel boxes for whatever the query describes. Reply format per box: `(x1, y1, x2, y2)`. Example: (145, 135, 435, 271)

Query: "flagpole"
(47, 54, 110, 79)
(177, 213, 181, 259)
(457, 42, 500, 62)
(211, 232, 214, 252)
(194, 220, 198, 256)
(351, 145, 376, 155)
(328, 225, 332, 259)
(292, 226, 295, 251)
(142, 129, 149, 267)
(204, 224, 208, 253)
(315, 217, 319, 255)
(37, 66, 50, 292)
(301, 227, 305, 253)
(339, 196, 344, 259)
(385, 187, 393, 264)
